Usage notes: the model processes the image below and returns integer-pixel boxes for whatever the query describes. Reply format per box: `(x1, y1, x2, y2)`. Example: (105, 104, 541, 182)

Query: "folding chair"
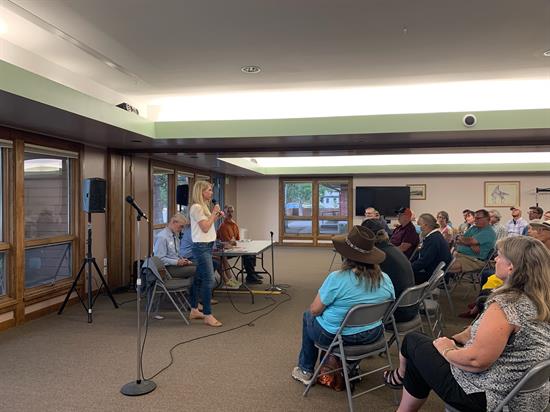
(384, 282, 430, 351)
(143, 256, 192, 324)
(421, 268, 446, 337)
(450, 249, 495, 298)
(445, 359, 550, 412)
(303, 300, 394, 412)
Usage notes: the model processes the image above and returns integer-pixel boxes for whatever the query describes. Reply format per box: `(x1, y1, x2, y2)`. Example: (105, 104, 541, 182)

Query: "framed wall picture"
(484, 181, 520, 208)
(407, 184, 426, 200)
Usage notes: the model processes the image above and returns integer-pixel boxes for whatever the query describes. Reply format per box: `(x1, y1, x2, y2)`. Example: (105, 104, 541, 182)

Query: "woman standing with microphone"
(189, 181, 224, 327)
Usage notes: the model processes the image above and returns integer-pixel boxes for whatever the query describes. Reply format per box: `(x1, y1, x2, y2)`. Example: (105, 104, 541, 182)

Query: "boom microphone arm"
(126, 196, 149, 222)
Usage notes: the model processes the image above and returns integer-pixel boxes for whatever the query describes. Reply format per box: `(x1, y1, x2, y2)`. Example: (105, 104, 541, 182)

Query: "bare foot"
(189, 308, 205, 320)
(204, 315, 222, 327)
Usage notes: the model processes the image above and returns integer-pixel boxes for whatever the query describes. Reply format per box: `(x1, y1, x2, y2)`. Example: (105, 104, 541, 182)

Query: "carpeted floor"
(0, 247, 472, 412)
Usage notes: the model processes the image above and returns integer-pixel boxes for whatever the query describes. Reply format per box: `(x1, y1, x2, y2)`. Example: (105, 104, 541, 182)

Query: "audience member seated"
(528, 219, 550, 249)
(449, 209, 496, 274)
(457, 209, 475, 235)
(384, 235, 550, 411)
(291, 226, 395, 385)
(488, 209, 507, 241)
(410, 214, 452, 284)
(153, 213, 195, 279)
(460, 219, 550, 319)
(217, 205, 262, 285)
(528, 205, 544, 221)
(436, 211, 453, 244)
(363, 207, 392, 235)
(390, 207, 419, 259)
(544, 210, 550, 221)
(506, 206, 528, 237)
(362, 219, 416, 322)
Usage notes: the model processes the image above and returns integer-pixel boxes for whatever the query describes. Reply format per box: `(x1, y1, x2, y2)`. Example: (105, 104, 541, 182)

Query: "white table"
(213, 240, 274, 303)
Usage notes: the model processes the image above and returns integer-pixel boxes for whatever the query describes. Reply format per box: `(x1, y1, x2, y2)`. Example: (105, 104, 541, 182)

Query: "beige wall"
(224, 175, 238, 214)
(235, 173, 550, 238)
(235, 177, 279, 240)
(353, 174, 550, 227)
(82, 147, 107, 287)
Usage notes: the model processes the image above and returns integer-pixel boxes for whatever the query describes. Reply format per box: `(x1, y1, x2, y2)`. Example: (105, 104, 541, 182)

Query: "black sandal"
(383, 368, 404, 389)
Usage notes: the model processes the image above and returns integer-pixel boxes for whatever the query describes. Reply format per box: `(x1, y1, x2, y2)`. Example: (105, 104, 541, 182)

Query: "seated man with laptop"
(153, 213, 196, 279)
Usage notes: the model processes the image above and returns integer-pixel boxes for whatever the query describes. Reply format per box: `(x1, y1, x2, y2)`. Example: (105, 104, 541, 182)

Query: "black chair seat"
(165, 278, 193, 289)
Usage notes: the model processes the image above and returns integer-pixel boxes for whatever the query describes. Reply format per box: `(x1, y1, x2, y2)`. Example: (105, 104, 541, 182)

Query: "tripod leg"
(91, 258, 119, 308)
(58, 260, 87, 315)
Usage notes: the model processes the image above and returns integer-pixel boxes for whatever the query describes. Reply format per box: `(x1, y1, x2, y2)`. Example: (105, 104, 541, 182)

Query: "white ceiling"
(2, 0, 549, 103)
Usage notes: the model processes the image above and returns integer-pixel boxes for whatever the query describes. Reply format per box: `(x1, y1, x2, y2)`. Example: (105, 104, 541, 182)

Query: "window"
(280, 178, 352, 245)
(24, 243, 71, 288)
(24, 146, 76, 288)
(24, 153, 71, 239)
(152, 168, 170, 226)
(0, 144, 7, 296)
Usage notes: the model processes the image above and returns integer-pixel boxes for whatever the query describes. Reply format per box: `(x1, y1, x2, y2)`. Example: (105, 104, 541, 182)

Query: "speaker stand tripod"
(58, 213, 118, 323)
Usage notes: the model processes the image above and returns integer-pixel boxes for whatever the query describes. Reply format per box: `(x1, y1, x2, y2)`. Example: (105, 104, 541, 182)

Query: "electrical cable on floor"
(139, 290, 292, 381)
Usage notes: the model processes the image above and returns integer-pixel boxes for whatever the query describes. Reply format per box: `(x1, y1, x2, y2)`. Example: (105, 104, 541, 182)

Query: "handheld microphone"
(126, 195, 149, 222)
(211, 199, 225, 217)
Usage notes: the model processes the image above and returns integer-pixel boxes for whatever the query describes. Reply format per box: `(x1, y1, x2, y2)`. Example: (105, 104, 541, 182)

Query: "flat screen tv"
(355, 186, 410, 217)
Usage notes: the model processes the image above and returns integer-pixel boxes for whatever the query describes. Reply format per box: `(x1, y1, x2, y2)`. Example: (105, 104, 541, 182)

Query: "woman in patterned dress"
(384, 235, 550, 411)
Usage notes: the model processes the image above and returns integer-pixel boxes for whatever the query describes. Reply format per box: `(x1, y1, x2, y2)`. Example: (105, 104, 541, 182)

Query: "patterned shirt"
(451, 294, 550, 411)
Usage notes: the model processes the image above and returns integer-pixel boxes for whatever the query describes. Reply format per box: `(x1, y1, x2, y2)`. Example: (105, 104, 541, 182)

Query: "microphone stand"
(266, 231, 283, 292)
(121, 211, 156, 396)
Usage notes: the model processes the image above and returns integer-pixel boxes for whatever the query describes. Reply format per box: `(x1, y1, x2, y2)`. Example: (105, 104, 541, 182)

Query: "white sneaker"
(291, 366, 313, 385)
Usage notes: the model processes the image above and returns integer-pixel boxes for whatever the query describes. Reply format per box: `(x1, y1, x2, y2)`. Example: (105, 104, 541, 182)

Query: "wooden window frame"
(148, 159, 213, 251)
(22, 147, 79, 302)
(279, 177, 353, 247)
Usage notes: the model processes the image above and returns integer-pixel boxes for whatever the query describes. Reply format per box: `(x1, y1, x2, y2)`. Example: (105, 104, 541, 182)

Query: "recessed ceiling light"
(0, 19, 7, 34)
(241, 65, 261, 74)
(543, 49, 550, 57)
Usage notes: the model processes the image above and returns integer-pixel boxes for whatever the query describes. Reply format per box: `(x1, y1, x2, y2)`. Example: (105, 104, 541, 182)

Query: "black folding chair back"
(384, 282, 430, 350)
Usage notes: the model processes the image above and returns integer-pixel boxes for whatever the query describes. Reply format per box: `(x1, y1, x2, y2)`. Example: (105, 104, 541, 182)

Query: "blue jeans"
(190, 242, 215, 315)
(298, 310, 384, 373)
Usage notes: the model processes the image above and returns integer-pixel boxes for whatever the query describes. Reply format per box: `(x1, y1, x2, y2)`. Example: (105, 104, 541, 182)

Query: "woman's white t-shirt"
(189, 203, 216, 242)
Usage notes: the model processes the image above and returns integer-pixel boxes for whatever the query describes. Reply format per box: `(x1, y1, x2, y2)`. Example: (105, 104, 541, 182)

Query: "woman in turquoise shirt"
(291, 226, 395, 385)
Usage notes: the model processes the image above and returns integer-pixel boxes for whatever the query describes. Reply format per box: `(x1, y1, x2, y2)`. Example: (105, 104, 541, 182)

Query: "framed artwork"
(408, 184, 426, 200)
(484, 181, 520, 208)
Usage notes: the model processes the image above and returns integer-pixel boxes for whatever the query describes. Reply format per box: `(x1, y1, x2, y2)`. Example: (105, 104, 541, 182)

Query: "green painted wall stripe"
(0, 60, 155, 137)
(2, 60, 550, 140)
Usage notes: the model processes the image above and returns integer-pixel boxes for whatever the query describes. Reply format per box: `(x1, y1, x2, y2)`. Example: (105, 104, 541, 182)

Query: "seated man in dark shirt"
(411, 213, 452, 284)
(389, 207, 420, 259)
(362, 219, 417, 322)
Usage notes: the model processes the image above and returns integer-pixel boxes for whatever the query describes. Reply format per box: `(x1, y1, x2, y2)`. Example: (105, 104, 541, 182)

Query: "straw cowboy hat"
(332, 226, 386, 264)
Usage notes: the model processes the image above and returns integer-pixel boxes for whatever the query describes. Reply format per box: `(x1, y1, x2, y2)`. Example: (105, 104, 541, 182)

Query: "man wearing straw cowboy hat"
(291, 226, 395, 385)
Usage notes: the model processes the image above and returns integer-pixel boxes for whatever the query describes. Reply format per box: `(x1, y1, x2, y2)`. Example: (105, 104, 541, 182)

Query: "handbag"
(317, 353, 345, 391)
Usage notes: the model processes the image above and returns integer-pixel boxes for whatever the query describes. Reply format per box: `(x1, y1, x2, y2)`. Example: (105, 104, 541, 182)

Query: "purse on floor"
(317, 354, 345, 391)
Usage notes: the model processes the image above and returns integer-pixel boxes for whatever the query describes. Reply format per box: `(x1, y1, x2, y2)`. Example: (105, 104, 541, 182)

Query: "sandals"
(204, 315, 222, 327)
(189, 309, 205, 320)
(383, 368, 404, 389)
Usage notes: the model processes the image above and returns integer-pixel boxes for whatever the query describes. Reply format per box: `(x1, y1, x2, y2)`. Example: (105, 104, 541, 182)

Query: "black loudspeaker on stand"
(58, 178, 118, 323)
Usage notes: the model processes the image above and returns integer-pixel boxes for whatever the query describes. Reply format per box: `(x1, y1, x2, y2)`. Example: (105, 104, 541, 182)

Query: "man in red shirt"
(217, 205, 262, 284)
(390, 207, 420, 258)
